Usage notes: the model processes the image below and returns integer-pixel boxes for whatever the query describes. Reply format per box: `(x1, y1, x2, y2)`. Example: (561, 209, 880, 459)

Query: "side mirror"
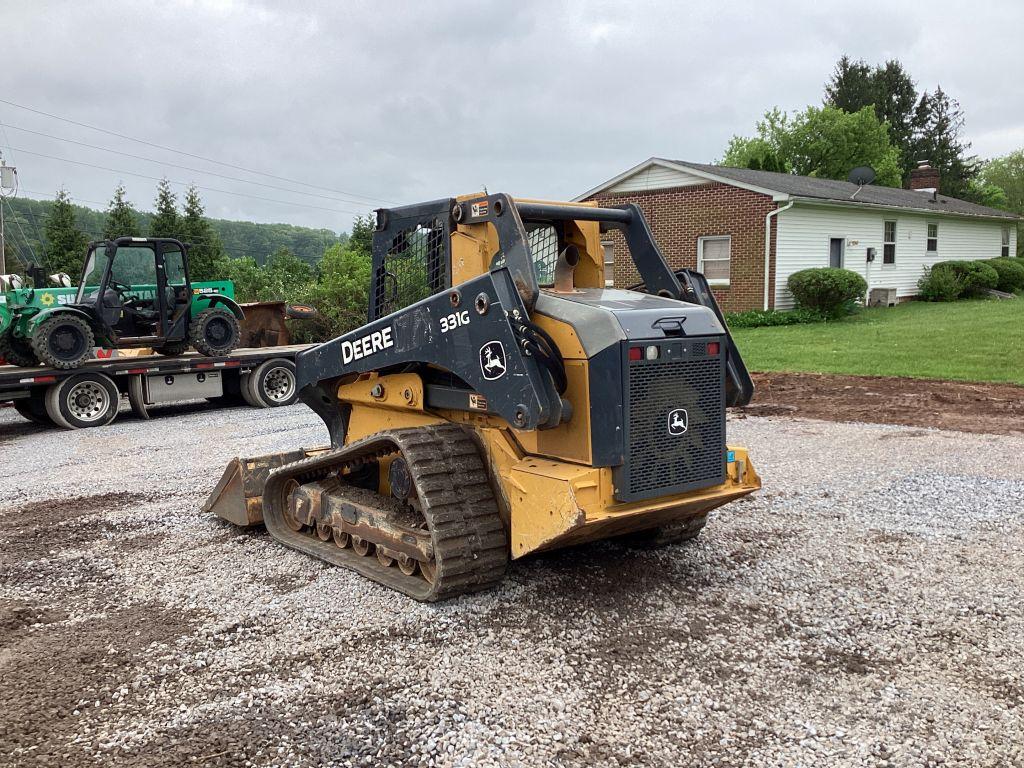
(49, 272, 72, 288)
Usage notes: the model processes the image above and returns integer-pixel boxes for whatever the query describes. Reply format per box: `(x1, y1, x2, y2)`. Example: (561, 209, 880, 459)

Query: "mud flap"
(202, 448, 326, 526)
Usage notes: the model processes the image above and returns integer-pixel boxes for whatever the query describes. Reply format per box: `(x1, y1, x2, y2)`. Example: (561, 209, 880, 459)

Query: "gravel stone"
(0, 402, 1022, 767)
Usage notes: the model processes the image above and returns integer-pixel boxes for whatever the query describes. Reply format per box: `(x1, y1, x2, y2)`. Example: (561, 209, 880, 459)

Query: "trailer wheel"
(239, 372, 266, 408)
(251, 359, 298, 407)
(44, 373, 120, 430)
(14, 395, 54, 425)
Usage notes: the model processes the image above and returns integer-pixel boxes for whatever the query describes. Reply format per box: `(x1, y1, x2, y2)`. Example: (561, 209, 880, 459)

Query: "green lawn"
(731, 299, 1024, 385)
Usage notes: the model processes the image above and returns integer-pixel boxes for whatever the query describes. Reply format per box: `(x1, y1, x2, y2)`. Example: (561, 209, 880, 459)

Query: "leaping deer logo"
(480, 341, 507, 380)
(667, 408, 689, 435)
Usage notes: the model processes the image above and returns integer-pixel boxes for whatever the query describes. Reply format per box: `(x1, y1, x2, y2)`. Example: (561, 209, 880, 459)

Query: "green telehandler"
(0, 237, 244, 369)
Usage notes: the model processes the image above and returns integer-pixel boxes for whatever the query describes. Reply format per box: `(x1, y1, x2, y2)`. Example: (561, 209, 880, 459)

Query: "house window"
(927, 223, 938, 253)
(1003, 227, 1011, 258)
(601, 241, 615, 287)
(883, 221, 897, 264)
(698, 236, 731, 285)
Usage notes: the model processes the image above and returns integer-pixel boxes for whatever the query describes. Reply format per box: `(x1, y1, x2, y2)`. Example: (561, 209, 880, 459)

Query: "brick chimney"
(907, 161, 940, 193)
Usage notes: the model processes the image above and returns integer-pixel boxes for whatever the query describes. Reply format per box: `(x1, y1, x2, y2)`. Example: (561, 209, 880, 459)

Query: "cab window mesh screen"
(527, 225, 559, 286)
(373, 219, 448, 317)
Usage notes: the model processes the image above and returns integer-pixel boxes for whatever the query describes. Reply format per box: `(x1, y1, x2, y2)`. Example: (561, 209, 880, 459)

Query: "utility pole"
(0, 153, 18, 275)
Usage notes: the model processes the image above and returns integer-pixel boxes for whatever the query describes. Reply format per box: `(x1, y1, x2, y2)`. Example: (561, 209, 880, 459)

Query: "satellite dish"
(848, 166, 876, 186)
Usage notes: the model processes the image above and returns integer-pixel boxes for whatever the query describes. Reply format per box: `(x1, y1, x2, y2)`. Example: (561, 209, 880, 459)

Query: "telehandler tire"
(44, 372, 119, 429)
(0, 329, 39, 367)
(31, 314, 95, 370)
(189, 308, 241, 357)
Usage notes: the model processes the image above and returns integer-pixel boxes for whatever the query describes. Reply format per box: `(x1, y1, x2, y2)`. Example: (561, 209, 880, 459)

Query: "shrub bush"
(930, 260, 999, 297)
(786, 268, 867, 318)
(984, 258, 1024, 292)
(917, 265, 964, 302)
(724, 308, 824, 328)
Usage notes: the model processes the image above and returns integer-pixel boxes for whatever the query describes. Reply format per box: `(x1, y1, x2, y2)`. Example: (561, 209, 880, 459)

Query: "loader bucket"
(203, 448, 326, 526)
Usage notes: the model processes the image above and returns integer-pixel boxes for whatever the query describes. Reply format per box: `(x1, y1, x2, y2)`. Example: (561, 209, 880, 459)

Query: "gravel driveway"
(1, 402, 1022, 767)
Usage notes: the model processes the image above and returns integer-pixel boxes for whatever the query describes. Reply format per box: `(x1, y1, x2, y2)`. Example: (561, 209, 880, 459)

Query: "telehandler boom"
(205, 193, 760, 600)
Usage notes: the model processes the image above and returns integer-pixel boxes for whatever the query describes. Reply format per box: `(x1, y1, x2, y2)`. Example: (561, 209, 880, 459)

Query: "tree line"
(1, 179, 374, 341)
(1, 182, 350, 279)
(721, 55, 1024, 251)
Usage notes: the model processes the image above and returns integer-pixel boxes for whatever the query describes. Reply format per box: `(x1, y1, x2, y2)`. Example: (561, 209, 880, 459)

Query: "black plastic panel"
(615, 337, 727, 502)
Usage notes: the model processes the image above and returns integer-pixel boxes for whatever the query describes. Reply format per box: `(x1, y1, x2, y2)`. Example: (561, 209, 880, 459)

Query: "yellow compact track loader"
(204, 194, 760, 601)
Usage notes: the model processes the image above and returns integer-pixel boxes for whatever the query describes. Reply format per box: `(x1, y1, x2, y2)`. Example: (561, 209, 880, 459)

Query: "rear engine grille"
(622, 344, 726, 501)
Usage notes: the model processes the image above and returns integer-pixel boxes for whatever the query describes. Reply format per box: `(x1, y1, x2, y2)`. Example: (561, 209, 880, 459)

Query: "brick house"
(578, 158, 1019, 312)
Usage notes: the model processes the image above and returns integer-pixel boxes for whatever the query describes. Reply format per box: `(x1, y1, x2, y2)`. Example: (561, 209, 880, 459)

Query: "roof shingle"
(661, 159, 1017, 220)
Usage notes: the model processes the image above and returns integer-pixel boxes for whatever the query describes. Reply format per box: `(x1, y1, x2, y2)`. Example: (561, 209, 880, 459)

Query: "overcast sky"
(1, 0, 1022, 235)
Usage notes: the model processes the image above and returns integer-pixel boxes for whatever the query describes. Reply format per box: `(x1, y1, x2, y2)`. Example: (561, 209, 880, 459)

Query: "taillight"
(628, 347, 643, 361)
(707, 341, 721, 356)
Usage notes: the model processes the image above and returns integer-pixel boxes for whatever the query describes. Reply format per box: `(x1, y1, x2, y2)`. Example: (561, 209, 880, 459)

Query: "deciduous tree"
(722, 105, 902, 187)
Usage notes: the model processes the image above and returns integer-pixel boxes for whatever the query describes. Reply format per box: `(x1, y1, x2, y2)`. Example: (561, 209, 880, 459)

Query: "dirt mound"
(744, 372, 1024, 435)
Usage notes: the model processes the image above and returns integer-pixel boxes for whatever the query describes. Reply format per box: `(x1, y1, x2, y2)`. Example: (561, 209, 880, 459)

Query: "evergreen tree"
(2, 242, 26, 276)
(148, 178, 180, 238)
(825, 57, 919, 179)
(824, 56, 876, 113)
(911, 86, 979, 200)
(103, 183, 141, 239)
(43, 188, 88, 276)
(179, 185, 227, 281)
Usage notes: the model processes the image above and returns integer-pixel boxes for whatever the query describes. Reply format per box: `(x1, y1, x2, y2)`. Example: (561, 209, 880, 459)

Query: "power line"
(2, 197, 40, 264)
(10, 146, 371, 216)
(0, 122, 385, 208)
(0, 122, 47, 266)
(0, 98, 396, 204)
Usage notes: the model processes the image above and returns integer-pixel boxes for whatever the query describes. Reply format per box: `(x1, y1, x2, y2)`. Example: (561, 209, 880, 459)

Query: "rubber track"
(261, 424, 508, 601)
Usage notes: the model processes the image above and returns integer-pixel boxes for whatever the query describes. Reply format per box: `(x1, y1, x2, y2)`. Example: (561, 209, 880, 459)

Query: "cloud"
(1, 0, 1021, 235)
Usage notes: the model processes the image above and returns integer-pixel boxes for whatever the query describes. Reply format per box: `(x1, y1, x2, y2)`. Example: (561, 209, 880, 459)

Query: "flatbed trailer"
(0, 344, 313, 429)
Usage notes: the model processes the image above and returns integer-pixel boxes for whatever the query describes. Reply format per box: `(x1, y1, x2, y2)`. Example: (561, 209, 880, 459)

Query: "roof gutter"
(789, 196, 1019, 222)
(764, 200, 794, 311)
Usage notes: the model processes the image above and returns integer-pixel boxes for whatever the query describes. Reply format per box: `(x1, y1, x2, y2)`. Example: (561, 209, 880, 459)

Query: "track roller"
(260, 424, 508, 601)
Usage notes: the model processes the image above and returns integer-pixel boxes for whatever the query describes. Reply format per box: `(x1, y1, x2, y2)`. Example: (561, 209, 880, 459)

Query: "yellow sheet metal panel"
(494, 441, 761, 558)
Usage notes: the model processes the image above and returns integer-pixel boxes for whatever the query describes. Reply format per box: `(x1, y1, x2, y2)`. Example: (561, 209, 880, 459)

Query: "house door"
(829, 238, 845, 268)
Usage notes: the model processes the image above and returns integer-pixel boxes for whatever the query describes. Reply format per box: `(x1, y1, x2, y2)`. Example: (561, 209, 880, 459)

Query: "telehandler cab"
(0, 237, 243, 369)
(206, 194, 761, 601)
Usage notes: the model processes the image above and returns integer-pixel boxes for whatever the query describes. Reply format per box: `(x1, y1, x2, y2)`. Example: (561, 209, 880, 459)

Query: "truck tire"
(14, 395, 54, 425)
(189, 308, 241, 357)
(239, 371, 267, 408)
(0, 329, 39, 367)
(44, 373, 120, 430)
(251, 359, 298, 407)
(156, 340, 190, 356)
(32, 314, 95, 370)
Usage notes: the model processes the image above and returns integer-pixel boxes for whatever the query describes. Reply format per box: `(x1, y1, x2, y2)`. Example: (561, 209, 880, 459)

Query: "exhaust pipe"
(552, 244, 580, 293)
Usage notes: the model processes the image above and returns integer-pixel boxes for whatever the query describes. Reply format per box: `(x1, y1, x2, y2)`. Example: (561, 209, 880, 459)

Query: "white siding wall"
(774, 203, 1015, 309)
(607, 166, 708, 194)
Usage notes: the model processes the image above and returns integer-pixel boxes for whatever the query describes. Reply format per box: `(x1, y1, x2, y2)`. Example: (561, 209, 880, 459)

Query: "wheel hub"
(66, 381, 109, 422)
(263, 368, 296, 403)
